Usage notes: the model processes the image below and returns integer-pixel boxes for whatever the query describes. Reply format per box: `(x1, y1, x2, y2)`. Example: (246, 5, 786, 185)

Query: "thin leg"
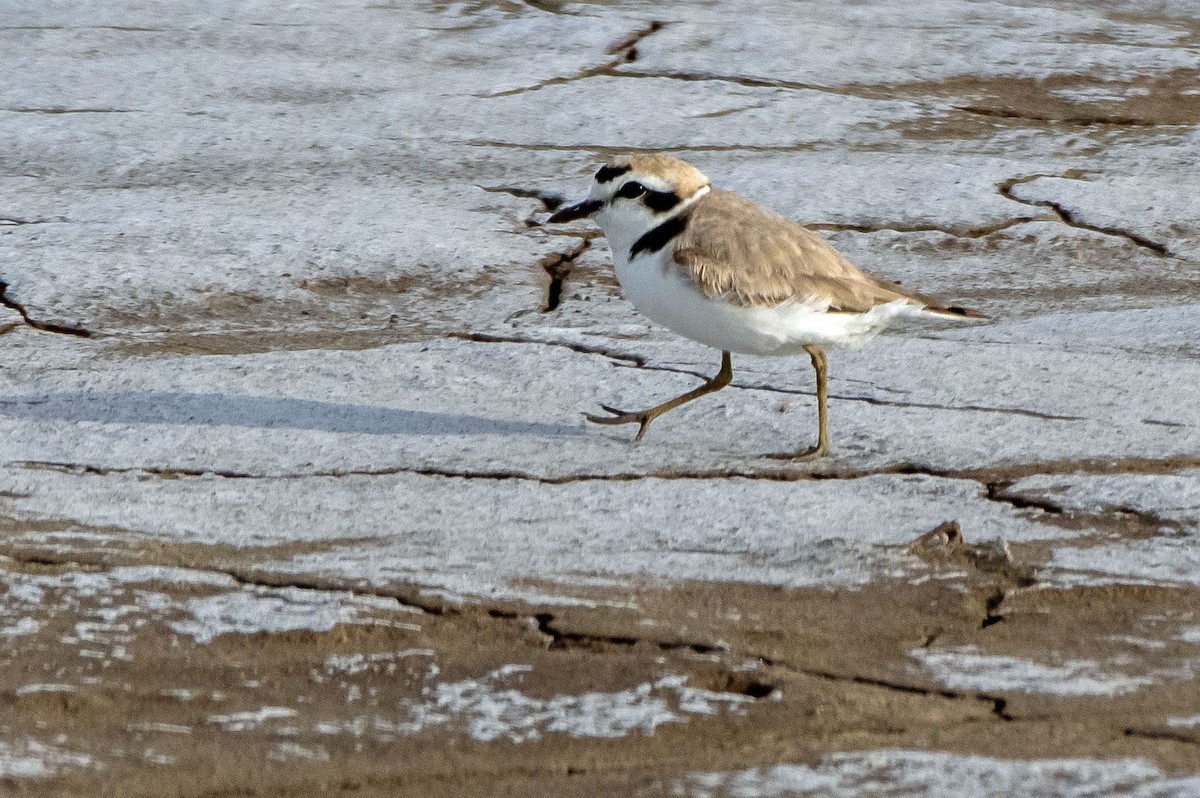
(793, 344, 830, 459)
(587, 351, 732, 442)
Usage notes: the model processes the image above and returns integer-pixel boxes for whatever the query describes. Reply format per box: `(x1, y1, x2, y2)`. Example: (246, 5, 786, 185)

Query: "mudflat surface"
(2, 1, 1200, 794)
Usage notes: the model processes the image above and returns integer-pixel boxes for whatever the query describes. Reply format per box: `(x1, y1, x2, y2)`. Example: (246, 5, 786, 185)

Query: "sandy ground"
(3, 0, 1200, 794)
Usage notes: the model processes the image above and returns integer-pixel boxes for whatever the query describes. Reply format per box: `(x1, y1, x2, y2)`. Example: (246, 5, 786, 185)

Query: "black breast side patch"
(630, 213, 689, 259)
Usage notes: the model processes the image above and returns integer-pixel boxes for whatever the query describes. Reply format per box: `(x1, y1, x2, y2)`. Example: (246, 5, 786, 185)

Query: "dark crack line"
(473, 187, 598, 312)
(13, 457, 1166, 505)
(1, 216, 63, 226)
(611, 67, 860, 97)
(807, 216, 1048, 238)
(478, 185, 565, 212)
(18, 461, 295, 480)
(1108, 505, 1188, 534)
(13, 458, 936, 484)
(1124, 727, 1200, 745)
(1051, 202, 1170, 255)
(690, 102, 766, 119)
(1, 552, 75, 569)
(975, 455, 1200, 481)
(0, 546, 777, 700)
(998, 174, 1171, 256)
(980, 588, 1008, 628)
(517, 0, 573, 15)
(216, 566, 452, 616)
(1143, 418, 1186, 428)
(11, 528, 1162, 734)
(15, 452, 1200, 494)
(986, 480, 1065, 515)
(755, 655, 1012, 720)
(18, 453, 1200, 491)
(0, 546, 452, 617)
(0, 279, 92, 338)
(0, 25, 168, 31)
(531, 611, 729, 656)
(16, 460, 526, 482)
(483, 62, 616, 97)
(0, 543, 1180, 731)
(461, 139, 828, 154)
(482, 20, 665, 98)
(954, 104, 1165, 128)
(15, 455, 1015, 486)
(633, 362, 1085, 422)
(975, 563, 1040, 632)
(1, 107, 139, 114)
(987, 479, 1188, 538)
(605, 20, 664, 57)
(12, 544, 996, 711)
(0, 520, 1169, 728)
(449, 331, 646, 366)
(979, 546, 1041, 630)
(536, 239, 591, 312)
(497, 610, 995, 709)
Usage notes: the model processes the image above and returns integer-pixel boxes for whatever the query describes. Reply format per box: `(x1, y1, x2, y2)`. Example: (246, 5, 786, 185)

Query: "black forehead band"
(595, 164, 632, 183)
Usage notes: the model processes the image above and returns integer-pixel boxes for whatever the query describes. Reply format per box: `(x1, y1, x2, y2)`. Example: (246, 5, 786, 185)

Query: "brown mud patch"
(3, 520, 1200, 795)
(870, 68, 1200, 146)
(106, 265, 522, 358)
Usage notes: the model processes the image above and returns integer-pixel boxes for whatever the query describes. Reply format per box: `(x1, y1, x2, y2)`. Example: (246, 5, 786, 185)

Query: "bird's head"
(548, 154, 710, 248)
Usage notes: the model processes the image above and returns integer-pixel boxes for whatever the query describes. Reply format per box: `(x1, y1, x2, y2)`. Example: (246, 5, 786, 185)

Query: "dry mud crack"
(3, 526, 1200, 795)
(5, 0, 1200, 793)
(0, 280, 92, 338)
(997, 174, 1173, 256)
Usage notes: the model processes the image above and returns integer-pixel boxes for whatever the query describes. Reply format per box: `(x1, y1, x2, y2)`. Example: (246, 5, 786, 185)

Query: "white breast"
(613, 249, 912, 355)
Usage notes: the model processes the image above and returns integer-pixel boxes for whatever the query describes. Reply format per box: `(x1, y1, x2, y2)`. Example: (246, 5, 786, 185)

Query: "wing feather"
(672, 189, 949, 313)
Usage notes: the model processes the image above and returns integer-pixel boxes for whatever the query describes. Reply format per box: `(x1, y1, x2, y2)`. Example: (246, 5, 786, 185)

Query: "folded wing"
(673, 189, 981, 317)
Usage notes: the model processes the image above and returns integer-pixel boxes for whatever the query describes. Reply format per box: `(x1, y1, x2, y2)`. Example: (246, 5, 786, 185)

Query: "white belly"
(614, 253, 911, 355)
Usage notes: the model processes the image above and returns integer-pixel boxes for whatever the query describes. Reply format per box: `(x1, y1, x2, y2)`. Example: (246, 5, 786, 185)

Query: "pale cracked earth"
(2, 1, 1200, 796)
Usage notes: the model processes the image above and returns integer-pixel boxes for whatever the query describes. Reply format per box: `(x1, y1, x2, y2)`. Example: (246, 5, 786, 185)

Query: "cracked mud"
(0, 280, 92, 339)
(4, 526, 1200, 796)
(3, 0, 1200, 795)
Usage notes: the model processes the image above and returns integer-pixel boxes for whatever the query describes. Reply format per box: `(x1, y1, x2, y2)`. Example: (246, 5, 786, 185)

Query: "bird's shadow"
(0, 391, 581, 438)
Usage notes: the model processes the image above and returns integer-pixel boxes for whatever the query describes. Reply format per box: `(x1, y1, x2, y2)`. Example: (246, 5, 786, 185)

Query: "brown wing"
(672, 189, 966, 314)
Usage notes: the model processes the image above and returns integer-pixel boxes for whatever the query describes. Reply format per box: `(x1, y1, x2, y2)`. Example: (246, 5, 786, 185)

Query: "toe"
(791, 446, 828, 461)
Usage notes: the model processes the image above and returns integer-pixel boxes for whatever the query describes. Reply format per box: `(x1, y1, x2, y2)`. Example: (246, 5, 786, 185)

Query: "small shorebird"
(548, 154, 982, 458)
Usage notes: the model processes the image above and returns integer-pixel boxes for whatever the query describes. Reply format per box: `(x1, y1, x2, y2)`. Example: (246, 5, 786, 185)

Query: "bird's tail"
(872, 276, 988, 321)
(920, 302, 988, 321)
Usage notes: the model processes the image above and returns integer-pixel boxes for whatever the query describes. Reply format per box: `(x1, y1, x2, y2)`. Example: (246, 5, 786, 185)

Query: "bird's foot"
(764, 443, 829, 462)
(790, 444, 829, 461)
(584, 404, 656, 442)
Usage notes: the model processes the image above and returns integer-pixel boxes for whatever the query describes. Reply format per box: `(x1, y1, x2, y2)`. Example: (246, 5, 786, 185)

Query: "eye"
(615, 181, 648, 199)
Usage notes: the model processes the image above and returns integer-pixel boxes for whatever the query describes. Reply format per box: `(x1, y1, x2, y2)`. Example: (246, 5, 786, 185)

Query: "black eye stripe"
(643, 190, 681, 212)
(613, 181, 682, 212)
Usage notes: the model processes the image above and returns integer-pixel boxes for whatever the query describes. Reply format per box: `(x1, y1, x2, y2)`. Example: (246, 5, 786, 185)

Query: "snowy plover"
(548, 153, 982, 458)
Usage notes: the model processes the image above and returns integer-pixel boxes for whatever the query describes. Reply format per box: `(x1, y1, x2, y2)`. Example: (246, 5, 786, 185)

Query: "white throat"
(598, 185, 710, 264)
